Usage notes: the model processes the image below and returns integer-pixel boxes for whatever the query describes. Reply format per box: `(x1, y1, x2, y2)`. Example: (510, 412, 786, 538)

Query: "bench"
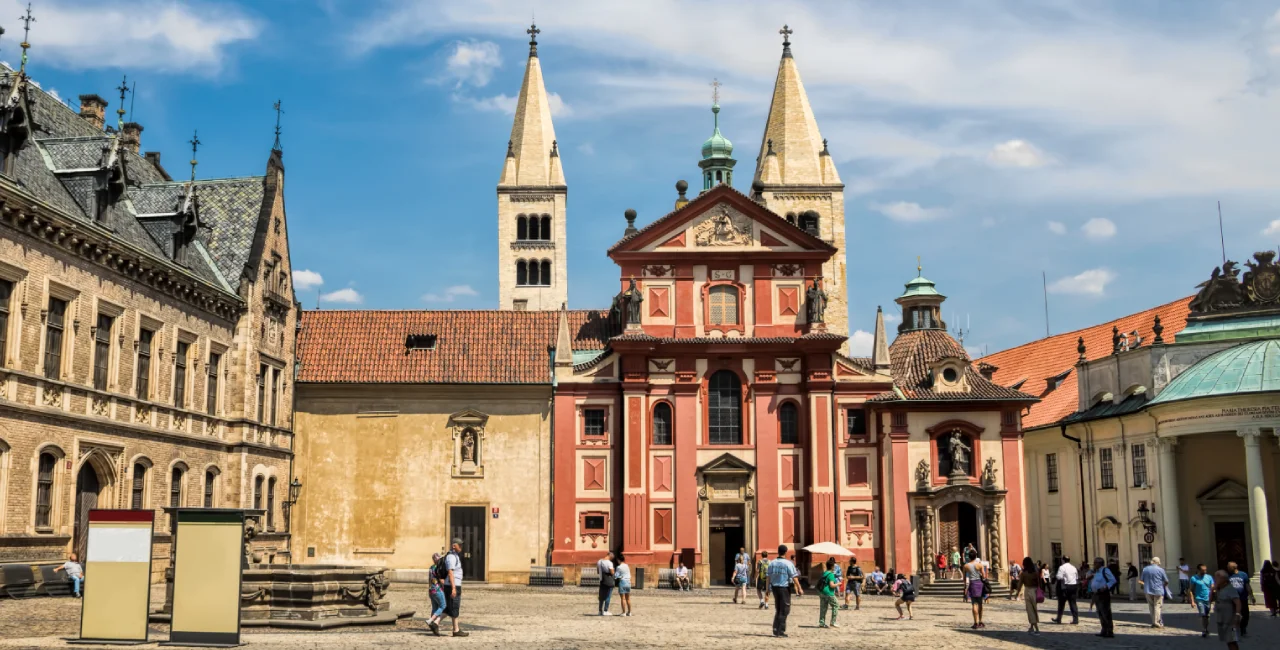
(528, 566, 565, 588)
(578, 566, 600, 588)
(655, 568, 689, 590)
(36, 565, 72, 597)
(1, 564, 38, 599)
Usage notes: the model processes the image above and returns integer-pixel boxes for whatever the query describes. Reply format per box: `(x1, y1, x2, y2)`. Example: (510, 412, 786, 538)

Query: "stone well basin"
(239, 564, 412, 628)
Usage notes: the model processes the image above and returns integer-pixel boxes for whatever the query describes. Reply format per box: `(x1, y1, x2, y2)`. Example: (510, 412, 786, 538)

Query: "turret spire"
(527, 21, 540, 57)
(272, 99, 284, 152)
(753, 26, 839, 187)
(498, 24, 561, 187)
(699, 79, 736, 191)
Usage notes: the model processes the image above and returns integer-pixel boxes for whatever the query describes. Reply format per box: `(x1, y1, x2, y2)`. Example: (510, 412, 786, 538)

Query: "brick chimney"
(78, 94, 108, 130)
(120, 122, 143, 155)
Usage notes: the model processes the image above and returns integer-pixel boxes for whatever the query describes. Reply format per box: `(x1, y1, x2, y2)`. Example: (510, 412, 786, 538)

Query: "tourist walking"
(892, 573, 915, 620)
(767, 544, 803, 638)
(935, 552, 947, 580)
(1177, 558, 1191, 603)
(963, 550, 988, 629)
(843, 557, 863, 610)
(1226, 561, 1253, 637)
(425, 553, 447, 635)
(1020, 557, 1042, 634)
(1052, 555, 1079, 624)
(818, 558, 840, 628)
(755, 551, 771, 609)
(615, 553, 633, 617)
(950, 547, 962, 579)
(1089, 557, 1117, 638)
(732, 553, 751, 604)
(444, 538, 469, 637)
(1041, 562, 1053, 599)
(1213, 570, 1243, 650)
(596, 551, 616, 615)
(1127, 562, 1139, 601)
(1139, 556, 1171, 628)
(53, 552, 83, 598)
(1008, 560, 1023, 600)
(1191, 563, 1215, 637)
(1261, 559, 1278, 617)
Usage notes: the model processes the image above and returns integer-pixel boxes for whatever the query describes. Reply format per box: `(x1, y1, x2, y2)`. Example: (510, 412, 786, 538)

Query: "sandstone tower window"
(516, 260, 528, 286)
(540, 260, 552, 285)
(0, 279, 12, 366)
(169, 465, 186, 531)
(173, 341, 189, 407)
(779, 401, 799, 445)
(270, 369, 281, 426)
(528, 260, 540, 286)
(708, 370, 742, 445)
(131, 462, 148, 509)
(708, 285, 739, 326)
(799, 210, 819, 235)
(652, 402, 672, 445)
(528, 215, 540, 240)
(136, 328, 154, 399)
(35, 452, 56, 529)
(43, 297, 68, 379)
(257, 365, 268, 422)
(785, 212, 796, 225)
(1046, 453, 1059, 492)
(204, 469, 217, 508)
(266, 477, 277, 531)
(517, 215, 527, 240)
(253, 475, 264, 509)
(1131, 444, 1147, 488)
(92, 314, 114, 391)
(206, 352, 221, 414)
(583, 408, 606, 437)
(1099, 447, 1115, 489)
(540, 215, 551, 240)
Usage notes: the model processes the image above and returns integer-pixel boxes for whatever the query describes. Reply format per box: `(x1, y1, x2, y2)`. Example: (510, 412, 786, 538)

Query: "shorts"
(1196, 600, 1210, 617)
(848, 581, 862, 595)
(898, 595, 916, 603)
(757, 580, 769, 592)
(618, 579, 631, 594)
(443, 585, 462, 618)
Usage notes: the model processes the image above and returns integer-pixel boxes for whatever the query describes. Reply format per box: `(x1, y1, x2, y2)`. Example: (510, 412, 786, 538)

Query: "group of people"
(424, 539, 469, 637)
(592, 551, 635, 616)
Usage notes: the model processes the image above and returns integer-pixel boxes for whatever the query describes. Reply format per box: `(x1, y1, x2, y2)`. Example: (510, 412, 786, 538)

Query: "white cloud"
(320, 288, 364, 304)
(848, 329, 875, 356)
(422, 285, 479, 303)
(463, 91, 571, 117)
(443, 40, 501, 88)
(1048, 268, 1117, 296)
(1263, 219, 1280, 236)
(292, 269, 324, 291)
(987, 139, 1050, 168)
(871, 201, 947, 222)
(10, 0, 258, 73)
(882, 313, 900, 324)
(1047, 221, 1067, 235)
(1082, 217, 1117, 240)
(578, 142, 596, 156)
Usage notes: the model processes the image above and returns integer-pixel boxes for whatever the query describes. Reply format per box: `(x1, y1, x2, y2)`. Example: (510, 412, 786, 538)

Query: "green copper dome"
(899, 275, 942, 299)
(701, 104, 733, 159)
(1149, 338, 1280, 405)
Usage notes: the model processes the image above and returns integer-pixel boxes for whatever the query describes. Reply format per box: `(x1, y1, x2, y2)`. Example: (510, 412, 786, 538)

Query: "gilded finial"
(710, 78, 721, 106)
(115, 75, 130, 130)
(779, 24, 793, 58)
(917, 255, 922, 276)
(527, 22, 540, 57)
(188, 130, 201, 182)
(272, 100, 284, 152)
(18, 3, 34, 73)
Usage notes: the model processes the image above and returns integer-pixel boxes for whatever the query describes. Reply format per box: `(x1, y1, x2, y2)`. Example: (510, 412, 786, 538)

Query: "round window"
(942, 367, 959, 383)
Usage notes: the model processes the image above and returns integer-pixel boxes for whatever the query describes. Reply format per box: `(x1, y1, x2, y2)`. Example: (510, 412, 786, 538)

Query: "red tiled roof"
(868, 329, 1036, 402)
(298, 310, 614, 384)
(976, 295, 1192, 429)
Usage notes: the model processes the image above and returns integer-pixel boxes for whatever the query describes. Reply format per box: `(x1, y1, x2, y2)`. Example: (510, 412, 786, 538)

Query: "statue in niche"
(948, 432, 972, 476)
(805, 277, 828, 324)
(625, 277, 644, 326)
(461, 429, 477, 463)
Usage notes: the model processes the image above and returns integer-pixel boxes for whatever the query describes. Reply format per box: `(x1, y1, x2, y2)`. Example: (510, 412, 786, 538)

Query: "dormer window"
(1045, 368, 1072, 391)
(942, 367, 959, 383)
(405, 334, 437, 351)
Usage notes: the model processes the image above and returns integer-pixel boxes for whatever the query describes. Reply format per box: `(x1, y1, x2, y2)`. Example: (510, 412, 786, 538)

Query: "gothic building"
(0, 54, 296, 573)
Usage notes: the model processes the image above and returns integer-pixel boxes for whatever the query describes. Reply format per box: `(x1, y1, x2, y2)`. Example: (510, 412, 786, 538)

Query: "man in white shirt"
(596, 551, 616, 615)
(1177, 559, 1191, 602)
(443, 539, 468, 637)
(675, 563, 691, 591)
(1052, 556, 1080, 624)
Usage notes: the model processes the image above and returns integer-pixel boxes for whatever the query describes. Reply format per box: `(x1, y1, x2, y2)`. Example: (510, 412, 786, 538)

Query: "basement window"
(405, 334, 438, 351)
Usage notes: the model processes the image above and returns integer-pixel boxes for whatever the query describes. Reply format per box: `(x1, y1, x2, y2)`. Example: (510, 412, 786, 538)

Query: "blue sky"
(17, 0, 1280, 355)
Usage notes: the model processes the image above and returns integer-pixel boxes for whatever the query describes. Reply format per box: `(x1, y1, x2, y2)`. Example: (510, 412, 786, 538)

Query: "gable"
(609, 184, 835, 257)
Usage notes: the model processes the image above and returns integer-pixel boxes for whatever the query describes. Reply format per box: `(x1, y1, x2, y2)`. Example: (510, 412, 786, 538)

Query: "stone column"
(1238, 427, 1272, 590)
(1156, 438, 1181, 567)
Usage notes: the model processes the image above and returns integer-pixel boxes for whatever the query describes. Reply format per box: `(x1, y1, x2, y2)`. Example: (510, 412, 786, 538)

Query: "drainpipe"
(546, 346, 556, 567)
(1060, 424, 1089, 562)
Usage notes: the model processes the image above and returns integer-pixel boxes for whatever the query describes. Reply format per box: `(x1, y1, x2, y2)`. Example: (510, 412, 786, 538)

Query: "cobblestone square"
(2, 584, 1276, 649)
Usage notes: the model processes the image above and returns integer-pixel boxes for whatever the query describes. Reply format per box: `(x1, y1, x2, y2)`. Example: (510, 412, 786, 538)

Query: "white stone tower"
(753, 25, 848, 338)
(497, 23, 567, 311)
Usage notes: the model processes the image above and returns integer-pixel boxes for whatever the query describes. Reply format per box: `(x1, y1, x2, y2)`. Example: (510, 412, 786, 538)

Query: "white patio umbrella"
(800, 542, 854, 556)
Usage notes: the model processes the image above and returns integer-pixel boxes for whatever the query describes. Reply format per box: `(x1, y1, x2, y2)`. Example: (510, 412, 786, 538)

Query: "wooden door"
(449, 506, 487, 582)
(73, 465, 101, 559)
(938, 503, 959, 560)
(1214, 522, 1247, 572)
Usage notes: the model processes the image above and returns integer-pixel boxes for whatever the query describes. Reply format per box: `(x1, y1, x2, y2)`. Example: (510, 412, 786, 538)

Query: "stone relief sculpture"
(982, 457, 999, 487)
(1190, 252, 1280, 314)
(694, 206, 751, 246)
(915, 459, 931, 489)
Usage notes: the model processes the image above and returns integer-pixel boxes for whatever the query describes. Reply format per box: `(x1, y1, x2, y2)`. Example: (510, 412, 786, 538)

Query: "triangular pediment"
(448, 408, 490, 428)
(608, 184, 835, 257)
(1197, 478, 1248, 502)
(699, 452, 756, 475)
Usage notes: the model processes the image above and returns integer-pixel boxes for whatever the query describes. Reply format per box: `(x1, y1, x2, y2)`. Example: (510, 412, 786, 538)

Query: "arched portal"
(938, 502, 979, 560)
(73, 463, 103, 559)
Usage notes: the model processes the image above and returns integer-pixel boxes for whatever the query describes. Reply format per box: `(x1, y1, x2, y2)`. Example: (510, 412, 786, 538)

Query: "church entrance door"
(74, 464, 102, 560)
(1214, 521, 1247, 572)
(939, 502, 979, 561)
(708, 504, 744, 585)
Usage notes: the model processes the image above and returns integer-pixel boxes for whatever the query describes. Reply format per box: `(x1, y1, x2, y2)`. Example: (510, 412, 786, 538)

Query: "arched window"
(35, 452, 56, 528)
(204, 469, 217, 508)
(517, 215, 528, 240)
(528, 215, 540, 240)
(937, 431, 975, 477)
(540, 260, 552, 286)
(785, 212, 796, 225)
(652, 403, 672, 445)
(516, 260, 528, 286)
(131, 462, 148, 509)
(715, 170, 723, 184)
(253, 475, 264, 510)
(528, 260, 540, 286)
(708, 370, 742, 444)
(708, 285, 739, 325)
(540, 215, 551, 240)
(169, 465, 185, 531)
(266, 477, 277, 531)
(779, 402, 799, 444)
(800, 210, 819, 234)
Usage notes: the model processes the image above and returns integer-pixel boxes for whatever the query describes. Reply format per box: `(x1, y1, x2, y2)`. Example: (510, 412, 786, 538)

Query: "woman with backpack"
(893, 573, 916, 620)
(732, 554, 751, 605)
(1020, 556, 1043, 635)
(597, 551, 616, 616)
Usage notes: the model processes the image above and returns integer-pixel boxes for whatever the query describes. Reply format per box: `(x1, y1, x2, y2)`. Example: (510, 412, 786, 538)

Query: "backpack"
(900, 580, 915, 597)
(433, 555, 451, 582)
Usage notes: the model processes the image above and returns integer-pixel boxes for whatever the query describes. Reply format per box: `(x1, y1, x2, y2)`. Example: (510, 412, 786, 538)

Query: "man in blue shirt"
(1226, 562, 1254, 638)
(1139, 556, 1171, 628)
(1189, 564, 1215, 637)
(767, 545, 804, 638)
(1089, 557, 1118, 637)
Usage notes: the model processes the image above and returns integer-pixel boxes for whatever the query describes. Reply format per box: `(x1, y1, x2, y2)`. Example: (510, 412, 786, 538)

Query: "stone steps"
(917, 578, 1011, 598)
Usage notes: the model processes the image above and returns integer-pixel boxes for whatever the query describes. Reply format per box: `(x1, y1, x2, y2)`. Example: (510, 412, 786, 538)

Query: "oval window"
(943, 367, 959, 383)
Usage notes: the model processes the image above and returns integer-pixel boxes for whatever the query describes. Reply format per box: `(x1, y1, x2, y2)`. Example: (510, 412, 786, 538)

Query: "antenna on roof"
(129, 79, 137, 123)
(1217, 201, 1226, 266)
(17, 2, 34, 73)
(1042, 270, 1050, 338)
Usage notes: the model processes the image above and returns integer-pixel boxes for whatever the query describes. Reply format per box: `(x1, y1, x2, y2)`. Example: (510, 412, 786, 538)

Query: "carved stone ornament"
(773, 263, 803, 277)
(693, 205, 752, 246)
(916, 459, 931, 489)
(643, 265, 673, 277)
(1190, 251, 1280, 314)
(982, 457, 999, 487)
(805, 278, 828, 324)
(42, 384, 63, 407)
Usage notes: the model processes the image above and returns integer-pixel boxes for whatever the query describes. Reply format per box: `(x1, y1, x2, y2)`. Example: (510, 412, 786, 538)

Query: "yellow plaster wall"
(292, 385, 551, 583)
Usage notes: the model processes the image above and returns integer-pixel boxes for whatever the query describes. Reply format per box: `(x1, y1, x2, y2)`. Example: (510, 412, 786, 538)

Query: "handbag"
(1035, 586, 1045, 603)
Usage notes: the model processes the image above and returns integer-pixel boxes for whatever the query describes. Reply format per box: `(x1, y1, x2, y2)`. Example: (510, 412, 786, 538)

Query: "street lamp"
(288, 477, 302, 504)
(1137, 501, 1158, 543)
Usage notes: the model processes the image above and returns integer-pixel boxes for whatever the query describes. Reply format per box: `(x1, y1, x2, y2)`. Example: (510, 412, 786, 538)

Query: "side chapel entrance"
(698, 454, 755, 586)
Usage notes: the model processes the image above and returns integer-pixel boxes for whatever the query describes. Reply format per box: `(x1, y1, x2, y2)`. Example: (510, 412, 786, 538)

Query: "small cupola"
(895, 260, 947, 333)
(698, 87, 737, 191)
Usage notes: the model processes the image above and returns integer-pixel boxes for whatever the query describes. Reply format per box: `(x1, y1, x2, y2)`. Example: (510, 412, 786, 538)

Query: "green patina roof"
(1176, 314, 1280, 343)
(701, 104, 733, 160)
(1149, 338, 1280, 405)
(899, 275, 943, 300)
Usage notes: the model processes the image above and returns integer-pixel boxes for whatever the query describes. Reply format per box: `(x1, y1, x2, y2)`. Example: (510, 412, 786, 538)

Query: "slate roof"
(0, 65, 270, 298)
(297, 310, 616, 384)
(977, 296, 1192, 428)
(868, 328, 1036, 403)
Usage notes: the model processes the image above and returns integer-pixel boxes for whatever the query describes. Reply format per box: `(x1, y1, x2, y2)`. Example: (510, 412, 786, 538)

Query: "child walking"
(893, 573, 916, 620)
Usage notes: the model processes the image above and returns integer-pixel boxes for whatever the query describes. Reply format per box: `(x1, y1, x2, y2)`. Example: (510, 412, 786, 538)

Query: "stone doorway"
(73, 464, 102, 560)
(697, 453, 756, 587)
(1214, 521, 1247, 572)
(708, 504, 745, 585)
(938, 502, 978, 559)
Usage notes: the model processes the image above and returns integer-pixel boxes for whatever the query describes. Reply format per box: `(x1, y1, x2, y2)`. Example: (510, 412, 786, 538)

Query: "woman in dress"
(1020, 556, 1042, 634)
(964, 551, 989, 629)
(1260, 560, 1277, 617)
(615, 553, 633, 617)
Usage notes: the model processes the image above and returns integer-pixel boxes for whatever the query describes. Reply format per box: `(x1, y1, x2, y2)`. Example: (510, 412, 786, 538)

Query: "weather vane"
(188, 130, 201, 182)
(710, 78, 722, 105)
(115, 75, 130, 130)
(527, 22, 540, 57)
(18, 2, 34, 73)
(272, 100, 284, 151)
